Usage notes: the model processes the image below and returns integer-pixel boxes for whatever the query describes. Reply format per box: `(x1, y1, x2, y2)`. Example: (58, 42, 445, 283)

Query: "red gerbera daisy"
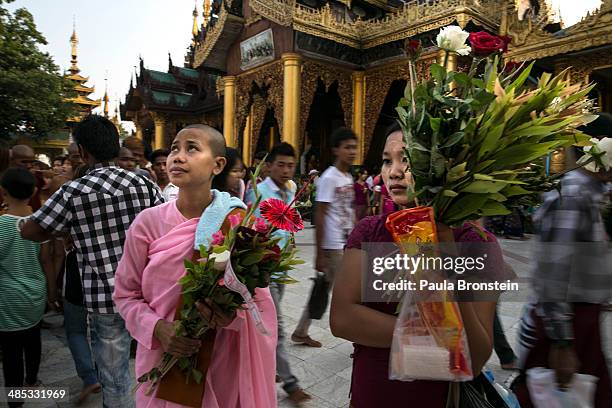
(260, 198, 304, 233)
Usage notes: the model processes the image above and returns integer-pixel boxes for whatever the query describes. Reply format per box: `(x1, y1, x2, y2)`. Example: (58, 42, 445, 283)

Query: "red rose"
(468, 32, 511, 56)
(405, 39, 422, 59)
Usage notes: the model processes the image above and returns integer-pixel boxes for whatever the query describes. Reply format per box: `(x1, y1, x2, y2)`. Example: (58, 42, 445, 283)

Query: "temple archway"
(303, 78, 346, 170)
(590, 67, 612, 114)
(364, 79, 407, 169)
(254, 108, 281, 154)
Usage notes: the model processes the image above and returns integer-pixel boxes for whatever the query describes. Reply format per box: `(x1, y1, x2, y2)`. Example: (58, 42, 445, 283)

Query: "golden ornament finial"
(192, 1, 200, 39)
(69, 17, 80, 74)
(203, 0, 211, 28)
(103, 76, 109, 117)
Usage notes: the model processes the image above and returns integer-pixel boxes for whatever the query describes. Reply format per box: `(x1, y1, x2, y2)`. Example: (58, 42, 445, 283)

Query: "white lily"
(579, 137, 612, 172)
(436, 26, 471, 56)
(209, 250, 231, 271)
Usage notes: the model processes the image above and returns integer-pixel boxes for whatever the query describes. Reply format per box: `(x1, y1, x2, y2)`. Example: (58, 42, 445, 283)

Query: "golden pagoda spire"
(192, 1, 200, 39)
(203, 0, 211, 28)
(103, 77, 109, 118)
(69, 17, 80, 74)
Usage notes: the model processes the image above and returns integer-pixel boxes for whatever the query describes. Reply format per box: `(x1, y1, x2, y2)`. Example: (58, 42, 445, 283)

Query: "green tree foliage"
(0, 0, 76, 140)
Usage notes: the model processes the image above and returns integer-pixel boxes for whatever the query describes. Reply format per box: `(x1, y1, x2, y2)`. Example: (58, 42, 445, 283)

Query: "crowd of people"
(0, 114, 610, 408)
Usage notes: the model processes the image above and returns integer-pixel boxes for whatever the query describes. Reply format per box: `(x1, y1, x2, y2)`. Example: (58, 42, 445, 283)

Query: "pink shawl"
(113, 201, 277, 408)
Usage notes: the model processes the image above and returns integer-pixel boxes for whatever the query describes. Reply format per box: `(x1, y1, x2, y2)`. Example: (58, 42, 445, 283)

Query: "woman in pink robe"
(113, 125, 277, 407)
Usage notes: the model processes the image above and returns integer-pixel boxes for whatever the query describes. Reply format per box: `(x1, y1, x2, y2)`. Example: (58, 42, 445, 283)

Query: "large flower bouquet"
(388, 26, 607, 383)
(136, 167, 305, 393)
(396, 26, 602, 225)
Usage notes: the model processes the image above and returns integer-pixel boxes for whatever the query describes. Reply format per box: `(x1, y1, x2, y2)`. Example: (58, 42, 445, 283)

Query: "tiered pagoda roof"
(65, 24, 101, 122)
(121, 56, 221, 120)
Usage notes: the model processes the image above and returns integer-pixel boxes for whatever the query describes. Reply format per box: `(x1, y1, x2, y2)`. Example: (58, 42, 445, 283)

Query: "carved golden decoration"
(235, 61, 284, 144)
(299, 59, 354, 149)
(249, 0, 501, 50)
(245, 13, 263, 27)
(506, 0, 612, 62)
(249, 0, 295, 26)
(362, 54, 435, 155)
(250, 95, 268, 156)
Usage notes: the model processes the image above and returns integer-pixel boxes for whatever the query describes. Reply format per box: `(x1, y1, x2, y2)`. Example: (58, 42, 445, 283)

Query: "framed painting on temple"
(240, 29, 275, 70)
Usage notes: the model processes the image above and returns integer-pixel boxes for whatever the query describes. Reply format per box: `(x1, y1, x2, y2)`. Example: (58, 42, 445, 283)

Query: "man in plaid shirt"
(515, 146, 612, 407)
(21, 115, 163, 407)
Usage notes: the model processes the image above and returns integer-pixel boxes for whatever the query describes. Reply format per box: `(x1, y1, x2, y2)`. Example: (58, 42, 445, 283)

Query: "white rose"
(209, 250, 231, 271)
(581, 137, 612, 172)
(436, 26, 471, 56)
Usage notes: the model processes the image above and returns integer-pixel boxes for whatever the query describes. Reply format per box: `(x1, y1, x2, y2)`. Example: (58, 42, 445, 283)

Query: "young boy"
(292, 127, 358, 347)
(0, 167, 50, 407)
(245, 142, 312, 404)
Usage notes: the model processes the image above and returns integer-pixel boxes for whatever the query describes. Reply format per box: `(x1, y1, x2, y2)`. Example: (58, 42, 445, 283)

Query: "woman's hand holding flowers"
(154, 320, 202, 358)
(196, 299, 236, 329)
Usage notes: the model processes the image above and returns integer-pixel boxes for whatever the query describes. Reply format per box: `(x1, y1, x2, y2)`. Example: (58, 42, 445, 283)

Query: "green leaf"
(473, 174, 495, 181)
(447, 162, 468, 182)
(489, 193, 507, 202)
(502, 185, 530, 197)
(440, 132, 464, 148)
(442, 189, 458, 197)
(490, 141, 561, 168)
(478, 123, 505, 160)
(192, 368, 203, 384)
(443, 194, 490, 224)
(241, 252, 266, 266)
(461, 181, 507, 194)
(479, 200, 511, 216)
(429, 116, 442, 134)
(431, 64, 446, 83)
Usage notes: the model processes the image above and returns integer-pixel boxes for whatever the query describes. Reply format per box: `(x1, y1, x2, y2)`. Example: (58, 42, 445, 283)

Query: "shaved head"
(181, 124, 226, 157)
(10, 145, 35, 170)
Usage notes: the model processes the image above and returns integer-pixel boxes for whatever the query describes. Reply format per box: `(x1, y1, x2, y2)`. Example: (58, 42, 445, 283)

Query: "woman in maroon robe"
(330, 123, 511, 407)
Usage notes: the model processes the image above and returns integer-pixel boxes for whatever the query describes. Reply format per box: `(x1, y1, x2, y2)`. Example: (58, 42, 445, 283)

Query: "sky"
(549, 0, 603, 26)
(6, 0, 201, 130)
(4, 1, 604, 130)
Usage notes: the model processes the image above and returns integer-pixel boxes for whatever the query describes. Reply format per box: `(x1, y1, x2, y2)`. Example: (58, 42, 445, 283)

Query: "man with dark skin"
(150, 149, 170, 190)
(67, 142, 84, 169)
(116, 147, 136, 172)
(11, 145, 42, 210)
(123, 137, 147, 169)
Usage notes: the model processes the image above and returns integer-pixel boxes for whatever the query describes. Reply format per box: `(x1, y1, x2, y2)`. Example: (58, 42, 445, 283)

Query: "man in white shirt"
(292, 127, 357, 347)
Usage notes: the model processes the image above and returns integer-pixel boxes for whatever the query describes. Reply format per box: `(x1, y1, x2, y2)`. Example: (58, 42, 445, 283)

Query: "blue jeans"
(63, 300, 98, 387)
(89, 312, 134, 408)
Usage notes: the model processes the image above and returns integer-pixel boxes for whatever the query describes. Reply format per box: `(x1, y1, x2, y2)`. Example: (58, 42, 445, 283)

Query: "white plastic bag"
(526, 367, 598, 408)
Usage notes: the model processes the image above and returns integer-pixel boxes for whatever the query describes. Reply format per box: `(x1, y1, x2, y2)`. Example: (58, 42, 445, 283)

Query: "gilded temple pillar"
(135, 124, 144, 141)
(438, 49, 457, 71)
(352, 71, 366, 164)
(223, 76, 237, 148)
(152, 113, 166, 150)
(242, 105, 253, 166)
(282, 53, 302, 154)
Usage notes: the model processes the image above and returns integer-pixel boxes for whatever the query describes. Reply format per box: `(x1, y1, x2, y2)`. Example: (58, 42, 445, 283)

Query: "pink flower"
(228, 213, 244, 228)
(217, 278, 225, 286)
(211, 230, 225, 246)
(253, 217, 270, 234)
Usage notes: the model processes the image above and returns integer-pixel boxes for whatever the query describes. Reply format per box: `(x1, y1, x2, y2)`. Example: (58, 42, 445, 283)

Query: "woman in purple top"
(353, 169, 370, 221)
(330, 123, 511, 407)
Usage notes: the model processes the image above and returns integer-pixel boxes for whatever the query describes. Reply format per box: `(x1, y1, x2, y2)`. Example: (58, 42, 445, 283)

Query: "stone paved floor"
(1, 228, 610, 407)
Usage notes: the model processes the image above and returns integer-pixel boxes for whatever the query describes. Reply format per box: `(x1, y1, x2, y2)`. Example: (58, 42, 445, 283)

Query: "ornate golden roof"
(505, 0, 612, 62)
(248, 0, 501, 49)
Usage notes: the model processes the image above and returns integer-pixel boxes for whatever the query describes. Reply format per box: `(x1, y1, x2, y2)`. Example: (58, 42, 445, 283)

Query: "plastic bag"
(526, 367, 598, 408)
(387, 207, 473, 382)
